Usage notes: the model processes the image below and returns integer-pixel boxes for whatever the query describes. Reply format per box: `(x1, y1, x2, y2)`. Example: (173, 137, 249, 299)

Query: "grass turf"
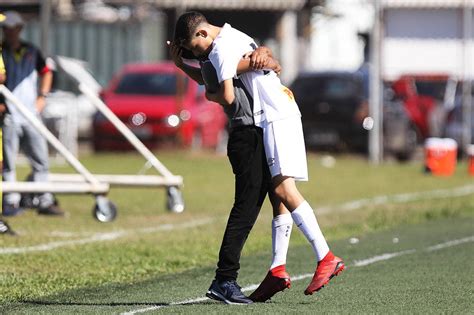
(2, 216, 473, 314)
(0, 151, 473, 313)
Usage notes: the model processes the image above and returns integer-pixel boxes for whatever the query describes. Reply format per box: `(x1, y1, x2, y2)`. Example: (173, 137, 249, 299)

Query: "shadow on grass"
(3, 265, 229, 312)
(18, 299, 217, 307)
(20, 300, 169, 307)
(2, 246, 317, 313)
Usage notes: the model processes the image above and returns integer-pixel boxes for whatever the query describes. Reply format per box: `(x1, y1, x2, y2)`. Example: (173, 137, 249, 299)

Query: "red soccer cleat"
(304, 252, 345, 295)
(249, 265, 291, 302)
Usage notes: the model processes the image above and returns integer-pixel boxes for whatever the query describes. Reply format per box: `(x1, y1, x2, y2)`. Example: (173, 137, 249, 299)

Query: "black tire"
(93, 197, 117, 222)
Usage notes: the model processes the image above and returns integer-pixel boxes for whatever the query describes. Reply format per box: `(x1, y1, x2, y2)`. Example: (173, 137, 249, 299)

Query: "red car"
(93, 62, 227, 151)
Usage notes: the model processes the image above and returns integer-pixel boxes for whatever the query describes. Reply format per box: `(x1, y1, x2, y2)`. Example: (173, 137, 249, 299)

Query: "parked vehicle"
(291, 71, 368, 151)
(290, 70, 419, 160)
(93, 62, 227, 151)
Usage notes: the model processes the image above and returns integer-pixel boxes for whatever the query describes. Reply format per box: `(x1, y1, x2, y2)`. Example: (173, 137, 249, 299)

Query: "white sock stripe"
(273, 223, 292, 229)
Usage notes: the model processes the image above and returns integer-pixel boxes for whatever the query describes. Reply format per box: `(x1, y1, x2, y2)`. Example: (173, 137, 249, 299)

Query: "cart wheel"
(93, 196, 117, 222)
(166, 186, 185, 213)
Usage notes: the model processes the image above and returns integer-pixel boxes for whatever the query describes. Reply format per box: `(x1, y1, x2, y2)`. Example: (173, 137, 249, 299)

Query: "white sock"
(291, 201, 329, 261)
(270, 213, 293, 270)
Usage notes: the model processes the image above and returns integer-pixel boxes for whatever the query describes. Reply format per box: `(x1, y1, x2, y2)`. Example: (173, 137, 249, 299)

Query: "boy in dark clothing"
(169, 37, 280, 304)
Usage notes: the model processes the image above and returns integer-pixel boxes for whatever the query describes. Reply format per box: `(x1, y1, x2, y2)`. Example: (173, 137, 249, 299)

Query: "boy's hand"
(272, 60, 282, 76)
(243, 47, 281, 75)
(167, 40, 184, 68)
(244, 48, 281, 75)
(244, 47, 270, 70)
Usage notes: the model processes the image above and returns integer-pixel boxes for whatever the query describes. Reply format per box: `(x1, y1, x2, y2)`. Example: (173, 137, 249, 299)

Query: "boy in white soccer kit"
(178, 12, 345, 302)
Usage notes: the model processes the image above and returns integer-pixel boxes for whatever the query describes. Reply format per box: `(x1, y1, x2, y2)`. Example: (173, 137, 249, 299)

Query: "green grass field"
(1, 151, 473, 314)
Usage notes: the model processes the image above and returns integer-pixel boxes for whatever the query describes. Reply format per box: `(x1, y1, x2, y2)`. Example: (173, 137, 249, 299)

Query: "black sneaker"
(0, 220, 16, 236)
(37, 204, 65, 216)
(206, 279, 253, 305)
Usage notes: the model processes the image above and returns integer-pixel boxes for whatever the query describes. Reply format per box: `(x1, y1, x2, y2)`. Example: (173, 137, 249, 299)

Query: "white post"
(463, 3, 473, 154)
(279, 11, 299, 85)
(40, 0, 51, 56)
(369, 0, 383, 164)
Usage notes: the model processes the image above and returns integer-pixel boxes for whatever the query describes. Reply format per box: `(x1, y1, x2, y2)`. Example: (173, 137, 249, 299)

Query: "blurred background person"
(1, 11, 63, 216)
(0, 11, 16, 235)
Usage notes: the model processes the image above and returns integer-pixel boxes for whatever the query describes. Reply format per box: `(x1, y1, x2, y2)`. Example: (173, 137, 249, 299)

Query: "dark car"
(291, 71, 419, 160)
(291, 71, 368, 151)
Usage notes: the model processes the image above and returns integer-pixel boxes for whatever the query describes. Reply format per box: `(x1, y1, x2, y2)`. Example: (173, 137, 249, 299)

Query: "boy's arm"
(206, 79, 235, 106)
(168, 41, 204, 85)
(207, 46, 278, 107)
(236, 46, 281, 75)
(248, 46, 274, 69)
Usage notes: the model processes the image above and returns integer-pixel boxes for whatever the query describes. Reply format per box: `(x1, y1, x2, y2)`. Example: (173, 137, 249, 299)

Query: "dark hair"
(173, 11, 208, 44)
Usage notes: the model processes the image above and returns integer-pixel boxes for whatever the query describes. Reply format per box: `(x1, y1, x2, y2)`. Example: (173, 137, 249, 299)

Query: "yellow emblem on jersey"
(0, 14, 5, 22)
(282, 86, 295, 102)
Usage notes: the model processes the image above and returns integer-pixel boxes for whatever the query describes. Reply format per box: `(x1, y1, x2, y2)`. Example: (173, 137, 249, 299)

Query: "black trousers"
(216, 125, 271, 281)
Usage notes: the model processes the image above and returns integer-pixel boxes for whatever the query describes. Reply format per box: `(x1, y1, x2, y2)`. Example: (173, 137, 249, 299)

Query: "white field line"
(315, 184, 474, 214)
(49, 183, 474, 239)
(352, 249, 417, 267)
(4, 184, 474, 255)
(425, 235, 474, 252)
(121, 235, 474, 315)
(0, 218, 214, 255)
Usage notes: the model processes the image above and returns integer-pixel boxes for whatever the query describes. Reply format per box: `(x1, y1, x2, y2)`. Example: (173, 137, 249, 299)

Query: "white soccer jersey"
(208, 23, 301, 126)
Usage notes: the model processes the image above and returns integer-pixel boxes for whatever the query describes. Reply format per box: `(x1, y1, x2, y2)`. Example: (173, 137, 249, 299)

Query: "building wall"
(383, 8, 474, 80)
(308, 2, 474, 81)
(21, 15, 166, 89)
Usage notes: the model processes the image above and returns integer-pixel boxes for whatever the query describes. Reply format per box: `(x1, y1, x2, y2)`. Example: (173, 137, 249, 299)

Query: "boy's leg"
(265, 117, 345, 295)
(249, 192, 292, 302)
(215, 127, 266, 280)
(208, 127, 267, 304)
(269, 194, 292, 270)
(273, 177, 345, 295)
(273, 176, 329, 260)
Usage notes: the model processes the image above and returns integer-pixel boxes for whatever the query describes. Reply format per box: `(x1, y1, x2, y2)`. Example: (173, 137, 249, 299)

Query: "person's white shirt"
(208, 23, 301, 126)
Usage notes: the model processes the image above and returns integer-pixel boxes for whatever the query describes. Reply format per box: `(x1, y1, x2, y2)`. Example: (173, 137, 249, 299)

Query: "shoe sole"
(304, 261, 345, 295)
(206, 290, 252, 305)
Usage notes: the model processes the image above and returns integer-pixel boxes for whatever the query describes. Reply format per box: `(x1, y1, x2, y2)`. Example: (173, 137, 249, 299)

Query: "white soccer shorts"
(262, 116, 308, 181)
